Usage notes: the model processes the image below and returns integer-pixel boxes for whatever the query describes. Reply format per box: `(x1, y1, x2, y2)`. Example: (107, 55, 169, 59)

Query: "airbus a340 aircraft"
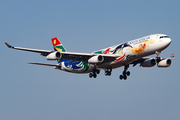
(5, 34, 174, 80)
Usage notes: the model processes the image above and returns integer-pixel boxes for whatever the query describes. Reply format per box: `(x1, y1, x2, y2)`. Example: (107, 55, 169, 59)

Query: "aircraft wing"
(59, 52, 120, 63)
(131, 53, 175, 67)
(5, 42, 120, 63)
(130, 58, 148, 67)
(5, 42, 52, 56)
(28, 62, 61, 67)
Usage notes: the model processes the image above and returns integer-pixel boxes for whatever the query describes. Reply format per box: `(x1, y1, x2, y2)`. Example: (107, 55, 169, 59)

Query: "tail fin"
(51, 37, 67, 52)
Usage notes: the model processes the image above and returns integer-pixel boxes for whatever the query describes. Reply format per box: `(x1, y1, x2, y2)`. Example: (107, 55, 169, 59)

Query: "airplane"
(5, 34, 174, 80)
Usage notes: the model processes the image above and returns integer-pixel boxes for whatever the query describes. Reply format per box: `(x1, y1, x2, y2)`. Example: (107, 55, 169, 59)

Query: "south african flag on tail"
(51, 37, 67, 52)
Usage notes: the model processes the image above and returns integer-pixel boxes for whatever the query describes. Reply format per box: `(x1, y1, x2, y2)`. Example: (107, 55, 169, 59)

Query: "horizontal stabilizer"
(28, 62, 61, 67)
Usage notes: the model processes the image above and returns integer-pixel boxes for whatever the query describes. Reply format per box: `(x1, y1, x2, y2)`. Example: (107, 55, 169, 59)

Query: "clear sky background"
(1, 0, 180, 120)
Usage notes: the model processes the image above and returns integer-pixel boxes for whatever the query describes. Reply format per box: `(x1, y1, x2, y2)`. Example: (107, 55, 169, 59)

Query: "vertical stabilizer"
(51, 37, 67, 52)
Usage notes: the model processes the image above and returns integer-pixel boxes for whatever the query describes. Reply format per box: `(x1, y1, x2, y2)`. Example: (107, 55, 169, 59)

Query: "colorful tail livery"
(51, 37, 67, 52)
(5, 34, 174, 80)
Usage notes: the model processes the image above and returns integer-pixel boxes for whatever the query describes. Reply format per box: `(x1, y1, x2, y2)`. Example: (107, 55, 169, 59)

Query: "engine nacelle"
(88, 55, 104, 64)
(141, 59, 156, 67)
(46, 51, 62, 60)
(157, 59, 172, 67)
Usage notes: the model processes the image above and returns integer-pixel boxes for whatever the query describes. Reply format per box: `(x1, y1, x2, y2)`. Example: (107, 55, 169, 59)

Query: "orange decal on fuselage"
(130, 43, 147, 54)
(129, 40, 155, 54)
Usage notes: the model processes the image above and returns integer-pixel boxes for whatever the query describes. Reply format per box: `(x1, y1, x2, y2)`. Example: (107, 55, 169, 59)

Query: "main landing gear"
(89, 70, 100, 78)
(119, 65, 130, 80)
(89, 65, 100, 78)
(89, 66, 112, 78)
(105, 68, 112, 76)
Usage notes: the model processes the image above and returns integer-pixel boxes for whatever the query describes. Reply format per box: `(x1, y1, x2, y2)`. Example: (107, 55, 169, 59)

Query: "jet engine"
(157, 59, 172, 67)
(46, 51, 62, 60)
(88, 55, 104, 64)
(141, 59, 156, 67)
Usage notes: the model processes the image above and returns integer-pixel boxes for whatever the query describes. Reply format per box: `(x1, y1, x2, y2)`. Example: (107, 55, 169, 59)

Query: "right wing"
(131, 53, 175, 67)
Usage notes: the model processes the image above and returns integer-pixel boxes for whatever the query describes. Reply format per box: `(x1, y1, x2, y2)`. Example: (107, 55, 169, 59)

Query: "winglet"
(171, 53, 175, 59)
(5, 42, 13, 48)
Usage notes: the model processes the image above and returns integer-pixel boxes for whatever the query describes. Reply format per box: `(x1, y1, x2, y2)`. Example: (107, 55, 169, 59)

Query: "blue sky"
(1, 0, 180, 120)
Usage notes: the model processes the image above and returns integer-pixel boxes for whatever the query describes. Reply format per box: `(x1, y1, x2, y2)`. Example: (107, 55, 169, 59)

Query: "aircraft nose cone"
(166, 38, 171, 46)
(161, 38, 171, 50)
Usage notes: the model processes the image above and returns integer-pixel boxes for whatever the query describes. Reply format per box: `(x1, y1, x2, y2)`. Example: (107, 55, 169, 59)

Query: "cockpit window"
(160, 36, 169, 39)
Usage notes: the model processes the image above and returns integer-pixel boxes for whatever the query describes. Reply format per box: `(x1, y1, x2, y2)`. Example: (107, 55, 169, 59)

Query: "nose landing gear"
(155, 51, 161, 63)
(119, 65, 130, 80)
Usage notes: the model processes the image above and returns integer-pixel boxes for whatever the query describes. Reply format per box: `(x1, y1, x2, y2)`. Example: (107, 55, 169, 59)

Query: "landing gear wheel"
(93, 73, 97, 78)
(105, 68, 112, 76)
(124, 75, 127, 80)
(108, 72, 111, 76)
(119, 65, 130, 80)
(123, 71, 126, 76)
(89, 73, 93, 78)
(126, 71, 130, 76)
(119, 75, 123, 80)
(89, 65, 99, 78)
(89, 72, 97, 78)
(105, 71, 111, 76)
(96, 70, 100, 74)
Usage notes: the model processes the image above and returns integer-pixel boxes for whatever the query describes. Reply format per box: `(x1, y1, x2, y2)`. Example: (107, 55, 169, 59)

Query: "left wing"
(59, 52, 120, 63)
(5, 42, 52, 56)
(28, 62, 61, 67)
(5, 42, 120, 63)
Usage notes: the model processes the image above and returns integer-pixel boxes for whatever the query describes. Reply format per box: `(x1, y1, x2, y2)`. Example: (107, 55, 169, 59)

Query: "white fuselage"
(59, 34, 171, 73)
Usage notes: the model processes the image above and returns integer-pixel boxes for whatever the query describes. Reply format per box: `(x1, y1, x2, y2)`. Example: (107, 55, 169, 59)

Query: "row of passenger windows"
(160, 36, 169, 39)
